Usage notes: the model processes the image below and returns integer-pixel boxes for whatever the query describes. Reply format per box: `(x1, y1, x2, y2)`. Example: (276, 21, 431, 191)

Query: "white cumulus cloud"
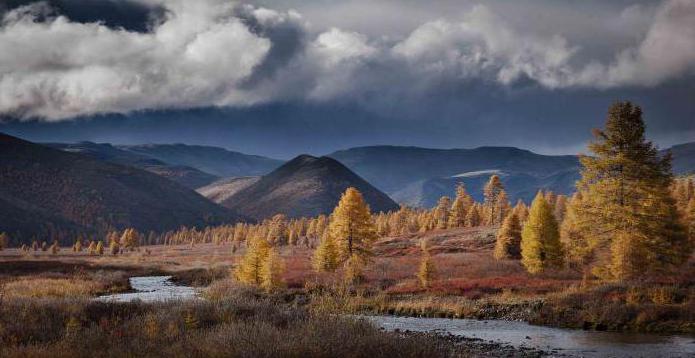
(0, 0, 694, 120)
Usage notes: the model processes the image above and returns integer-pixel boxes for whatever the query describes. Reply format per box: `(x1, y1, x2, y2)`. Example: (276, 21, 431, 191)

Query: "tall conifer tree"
(574, 101, 690, 280)
(327, 188, 377, 279)
(521, 192, 563, 274)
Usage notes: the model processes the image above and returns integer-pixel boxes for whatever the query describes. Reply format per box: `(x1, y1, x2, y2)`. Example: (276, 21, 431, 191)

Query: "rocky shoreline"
(396, 331, 566, 357)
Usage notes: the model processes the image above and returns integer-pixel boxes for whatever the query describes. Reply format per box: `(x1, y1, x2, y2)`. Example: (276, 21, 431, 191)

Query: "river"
(95, 276, 199, 302)
(96, 277, 695, 357)
(365, 315, 695, 357)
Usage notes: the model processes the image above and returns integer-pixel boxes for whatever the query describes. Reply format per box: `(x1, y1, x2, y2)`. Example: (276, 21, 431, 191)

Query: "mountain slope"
(665, 142, 695, 175)
(329, 146, 580, 206)
(197, 177, 260, 204)
(393, 169, 580, 207)
(329, 146, 580, 195)
(120, 143, 283, 178)
(0, 133, 241, 245)
(221, 155, 399, 219)
(47, 142, 219, 188)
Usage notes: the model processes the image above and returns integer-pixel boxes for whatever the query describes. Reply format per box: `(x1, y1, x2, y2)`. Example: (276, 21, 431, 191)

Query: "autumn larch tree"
(448, 183, 473, 228)
(494, 212, 522, 260)
(327, 187, 378, 273)
(261, 247, 285, 291)
(433, 196, 451, 229)
(465, 203, 482, 227)
(573, 101, 690, 280)
(95, 241, 104, 255)
(312, 232, 338, 272)
(417, 239, 437, 288)
(521, 192, 563, 274)
(0, 232, 8, 251)
(483, 175, 506, 225)
(560, 192, 590, 269)
(235, 236, 271, 286)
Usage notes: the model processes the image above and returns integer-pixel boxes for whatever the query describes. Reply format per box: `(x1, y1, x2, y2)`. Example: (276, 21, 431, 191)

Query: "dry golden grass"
(2, 277, 99, 298)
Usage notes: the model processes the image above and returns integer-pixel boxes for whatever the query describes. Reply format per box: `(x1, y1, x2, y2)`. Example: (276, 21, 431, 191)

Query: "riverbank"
(0, 278, 554, 358)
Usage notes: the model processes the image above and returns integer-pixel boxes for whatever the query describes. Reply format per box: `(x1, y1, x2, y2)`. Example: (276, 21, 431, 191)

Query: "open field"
(1, 225, 693, 334)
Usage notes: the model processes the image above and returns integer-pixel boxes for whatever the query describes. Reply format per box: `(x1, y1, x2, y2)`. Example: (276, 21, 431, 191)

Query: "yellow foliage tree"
(312, 232, 338, 272)
(521, 192, 563, 274)
(448, 183, 472, 228)
(494, 212, 522, 260)
(261, 247, 285, 291)
(433, 196, 451, 229)
(417, 239, 437, 288)
(328, 187, 377, 263)
(574, 102, 690, 280)
(95, 241, 104, 255)
(235, 236, 270, 286)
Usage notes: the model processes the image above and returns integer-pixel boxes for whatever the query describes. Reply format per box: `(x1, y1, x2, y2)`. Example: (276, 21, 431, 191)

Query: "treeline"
(142, 174, 538, 248)
(13, 228, 142, 256)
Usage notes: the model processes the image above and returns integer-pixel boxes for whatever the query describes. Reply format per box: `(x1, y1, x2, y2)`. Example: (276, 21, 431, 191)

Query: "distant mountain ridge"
(46, 142, 219, 189)
(328, 145, 580, 206)
(120, 143, 283, 178)
(218, 155, 399, 219)
(665, 142, 695, 176)
(329, 142, 695, 207)
(0, 133, 242, 245)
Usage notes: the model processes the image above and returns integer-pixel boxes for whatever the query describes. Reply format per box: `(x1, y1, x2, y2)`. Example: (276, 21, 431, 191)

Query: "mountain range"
(0, 133, 241, 245)
(328, 146, 581, 205)
(3, 132, 692, 243)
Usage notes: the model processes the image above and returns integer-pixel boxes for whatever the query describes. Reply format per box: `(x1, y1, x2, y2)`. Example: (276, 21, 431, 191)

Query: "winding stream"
(95, 276, 199, 302)
(96, 277, 695, 357)
(365, 315, 695, 357)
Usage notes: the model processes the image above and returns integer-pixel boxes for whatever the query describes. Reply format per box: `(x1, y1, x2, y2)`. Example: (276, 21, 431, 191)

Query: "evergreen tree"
(120, 228, 140, 251)
(417, 239, 437, 288)
(465, 203, 482, 227)
(513, 200, 529, 223)
(261, 247, 285, 291)
(554, 195, 568, 223)
(574, 101, 690, 280)
(448, 183, 472, 228)
(95, 241, 104, 255)
(483, 175, 505, 225)
(109, 240, 119, 255)
(687, 197, 695, 244)
(494, 191, 511, 225)
(521, 192, 563, 274)
(494, 212, 522, 260)
(433, 196, 451, 229)
(235, 236, 271, 286)
(561, 192, 591, 268)
(328, 187, 378, 263)
(312, 232, 338, 272)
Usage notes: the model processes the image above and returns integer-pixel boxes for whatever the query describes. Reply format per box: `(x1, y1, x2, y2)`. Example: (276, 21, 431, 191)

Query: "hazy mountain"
(197, 177, 260, 204)
(221, 155, 399, 219)
(331, 143, 695, 207)
(392, 169, 581, 207)
(665, 142, 695, 176)
(0, 133, 241, 245)
(328, 146, 580, 206)
(47, 142, 219, 189)
(120, 143, 283, 178)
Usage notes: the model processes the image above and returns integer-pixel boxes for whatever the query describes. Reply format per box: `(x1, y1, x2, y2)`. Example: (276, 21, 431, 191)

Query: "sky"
(0, 0, 693, 159)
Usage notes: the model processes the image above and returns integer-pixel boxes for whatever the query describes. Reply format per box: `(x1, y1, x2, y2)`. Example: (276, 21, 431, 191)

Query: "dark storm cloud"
(0, 0, 693, 155)
(0, 0, 165, 32)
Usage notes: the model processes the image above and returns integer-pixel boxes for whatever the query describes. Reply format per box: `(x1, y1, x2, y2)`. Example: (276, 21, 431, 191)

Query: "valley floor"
(0, 226, 693, 356)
